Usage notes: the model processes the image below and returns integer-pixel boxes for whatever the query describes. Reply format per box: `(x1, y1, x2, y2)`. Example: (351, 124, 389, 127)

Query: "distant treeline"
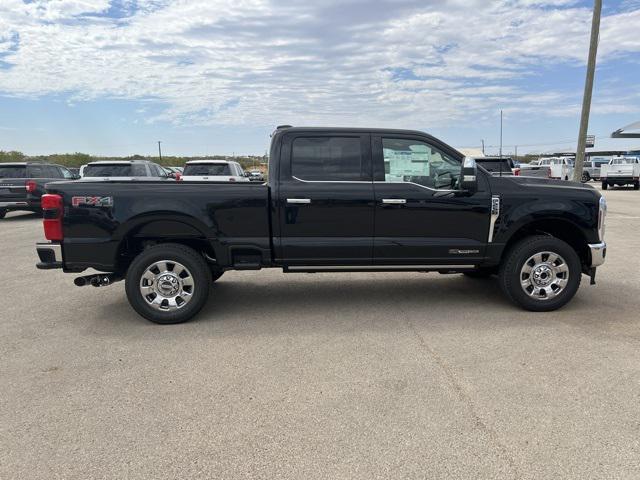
(0, 150, 268, 170)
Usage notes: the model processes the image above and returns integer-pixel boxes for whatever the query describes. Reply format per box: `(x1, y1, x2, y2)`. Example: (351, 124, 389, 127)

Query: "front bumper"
(36, 242, 63, 269)
(588, 242, 606, 268)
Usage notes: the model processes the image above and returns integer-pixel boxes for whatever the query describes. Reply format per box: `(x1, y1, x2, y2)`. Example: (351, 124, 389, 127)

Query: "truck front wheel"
(499, 236, 581, 312)
(125, 243, 211, 324)
(601, 181, 608, 190)
(0, 208, 6, 219)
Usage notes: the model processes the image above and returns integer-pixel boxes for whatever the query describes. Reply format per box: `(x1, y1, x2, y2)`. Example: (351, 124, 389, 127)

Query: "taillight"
(41, 194, 63, 241)
(514, 168, 520, 176)
(175, 172, 182, 182)
(547, 168, 552, 178)
(26, 180, 37, 193)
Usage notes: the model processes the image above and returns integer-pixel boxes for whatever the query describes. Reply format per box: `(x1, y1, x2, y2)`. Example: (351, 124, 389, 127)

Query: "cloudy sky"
(0, 0, 639, 156)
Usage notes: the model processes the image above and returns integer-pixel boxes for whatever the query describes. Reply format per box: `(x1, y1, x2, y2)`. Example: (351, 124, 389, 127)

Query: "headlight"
(598, 195, 607, 241)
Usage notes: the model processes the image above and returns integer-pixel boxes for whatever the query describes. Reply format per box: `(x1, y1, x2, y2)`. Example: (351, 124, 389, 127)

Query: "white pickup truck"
(600, 157, 640, 190)
(520, 157, 575, 180)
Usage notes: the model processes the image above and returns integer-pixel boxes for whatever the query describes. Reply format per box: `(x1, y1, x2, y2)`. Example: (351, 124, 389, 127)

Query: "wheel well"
(115, 221, 216, 272)
(502, 219, 590, 268)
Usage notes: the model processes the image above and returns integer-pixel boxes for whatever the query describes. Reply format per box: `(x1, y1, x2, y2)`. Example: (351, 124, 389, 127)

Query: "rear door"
(278, 132, 374, 265)
(372, 134, 491, 264)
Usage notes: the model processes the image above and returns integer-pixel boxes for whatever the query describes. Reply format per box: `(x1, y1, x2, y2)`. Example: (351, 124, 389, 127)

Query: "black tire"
(463, 268, 494, 278)
(0, 208, 6, 219)
(634, 181, 639, 191)
(601, 182, 608, 190)
(125, 243, 211, 324)
(499, 235, 581, 312)
(581, 172, 590, 183)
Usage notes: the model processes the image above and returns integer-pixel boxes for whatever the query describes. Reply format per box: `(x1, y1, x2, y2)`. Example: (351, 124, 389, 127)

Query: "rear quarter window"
(291, 136, 364, 181)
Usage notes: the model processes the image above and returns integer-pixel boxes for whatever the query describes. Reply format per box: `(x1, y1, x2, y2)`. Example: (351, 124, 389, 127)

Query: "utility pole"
(515, 145, 518, 161)
(481, 139, 485, 155)
(157, 141, 162, 162)
(573, 0, 602, 182)
(499, 110, 503, 158)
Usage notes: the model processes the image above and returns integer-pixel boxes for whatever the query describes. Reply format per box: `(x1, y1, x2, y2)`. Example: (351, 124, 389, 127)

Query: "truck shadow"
(1, 212, 40, 222)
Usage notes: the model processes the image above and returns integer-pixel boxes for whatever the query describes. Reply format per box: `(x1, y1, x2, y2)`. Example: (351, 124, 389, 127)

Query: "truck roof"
(273, 126, 430, 136)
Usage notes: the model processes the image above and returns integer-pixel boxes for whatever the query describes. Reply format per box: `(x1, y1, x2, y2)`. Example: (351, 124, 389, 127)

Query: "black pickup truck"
(35, 127, 607, 324)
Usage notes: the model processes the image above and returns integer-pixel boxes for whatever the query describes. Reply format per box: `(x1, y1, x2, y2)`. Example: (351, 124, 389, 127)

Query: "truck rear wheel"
(499, 236, 581, 312)
(125, 243, 211, 324)
(634, 181, 639, 191)
(0, 208, 6, 219)
(601, 181, 608, 190)
(581, 172, 590, 183)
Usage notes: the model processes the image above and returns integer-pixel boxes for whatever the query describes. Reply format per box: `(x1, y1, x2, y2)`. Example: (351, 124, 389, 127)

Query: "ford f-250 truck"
(35, 127, 607, 324)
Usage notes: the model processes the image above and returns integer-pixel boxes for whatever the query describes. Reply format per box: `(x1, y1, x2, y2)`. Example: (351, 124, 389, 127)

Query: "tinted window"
(0, 165, 26, 178)
(83, 164, 134, 177)
(26, 165, 46, 177)
(60, 167, 74, 179)
(183, 164, 231, 176)
(292, 137, 363, 181)
(476, 160, 512, 172)
(382, 138, 460, 190)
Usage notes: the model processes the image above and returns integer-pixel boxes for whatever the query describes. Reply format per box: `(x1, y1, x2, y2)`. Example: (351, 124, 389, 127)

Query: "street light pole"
(157, 141, 162, 162)
(573, 0, 602, 182)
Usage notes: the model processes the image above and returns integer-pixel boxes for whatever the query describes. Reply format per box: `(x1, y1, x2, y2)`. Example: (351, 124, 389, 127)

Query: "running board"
(283, 265, 476, 273)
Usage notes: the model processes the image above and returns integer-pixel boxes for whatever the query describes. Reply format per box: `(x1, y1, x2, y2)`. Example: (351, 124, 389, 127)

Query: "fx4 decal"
(72, 196, 113, 207)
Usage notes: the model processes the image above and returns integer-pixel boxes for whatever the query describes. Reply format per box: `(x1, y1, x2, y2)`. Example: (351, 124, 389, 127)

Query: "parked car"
(520, 157, 574, 180)
(80, 160, 169, 180)
(0, 162, 77, 218)
(581, 158, 610, 182)
(600, 157, 640, 190)
(163, 166, 183, 175)
(474, 157, 519, 176)
(181, 160, 249, 182)
(35, 126, 607, 324)
(247, 170, 265, 182)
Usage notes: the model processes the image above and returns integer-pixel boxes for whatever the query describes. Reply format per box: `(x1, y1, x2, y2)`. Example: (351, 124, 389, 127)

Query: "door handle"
(381, 198, 407, 205)
(287, 198, 311, 204)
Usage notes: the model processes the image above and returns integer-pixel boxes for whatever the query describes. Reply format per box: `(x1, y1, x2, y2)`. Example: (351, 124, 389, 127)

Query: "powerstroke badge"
(72, 196, 113, 207)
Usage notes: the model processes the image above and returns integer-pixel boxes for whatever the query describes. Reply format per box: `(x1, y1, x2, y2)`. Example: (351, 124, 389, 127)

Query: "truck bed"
(45, 180, 272, 271)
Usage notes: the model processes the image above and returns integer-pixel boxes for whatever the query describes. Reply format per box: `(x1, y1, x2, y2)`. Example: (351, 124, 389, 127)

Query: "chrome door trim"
(286, 198, 311, 204)
(381, 198, 407, 205)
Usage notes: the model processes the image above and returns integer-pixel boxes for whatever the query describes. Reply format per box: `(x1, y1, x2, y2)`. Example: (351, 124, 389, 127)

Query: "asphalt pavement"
(1, 185, 639, 479)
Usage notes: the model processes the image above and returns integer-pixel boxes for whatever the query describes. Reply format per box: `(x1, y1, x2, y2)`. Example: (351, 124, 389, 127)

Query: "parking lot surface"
(2, 186, 640, 479)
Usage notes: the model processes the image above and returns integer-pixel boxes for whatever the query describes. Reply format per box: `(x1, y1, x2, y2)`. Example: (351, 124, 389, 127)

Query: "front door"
(372, 135, 492, 265)
(278, 132, 374, 265)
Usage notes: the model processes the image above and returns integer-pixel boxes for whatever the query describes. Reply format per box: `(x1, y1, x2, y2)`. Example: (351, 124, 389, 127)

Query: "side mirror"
(460, 157, 478, 194)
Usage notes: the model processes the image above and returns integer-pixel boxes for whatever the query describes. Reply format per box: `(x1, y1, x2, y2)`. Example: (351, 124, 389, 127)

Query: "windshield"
(0, 165, 27, 178)
(83, 164, 136, 177)
(183, 164, 231, 176)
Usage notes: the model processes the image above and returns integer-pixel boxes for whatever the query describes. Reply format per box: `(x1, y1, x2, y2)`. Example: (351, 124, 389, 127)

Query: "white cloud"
(0, 0, 638, 129)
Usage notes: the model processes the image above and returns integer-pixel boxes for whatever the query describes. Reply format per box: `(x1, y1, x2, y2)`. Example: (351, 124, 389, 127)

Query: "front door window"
(382, 138, 460, 190)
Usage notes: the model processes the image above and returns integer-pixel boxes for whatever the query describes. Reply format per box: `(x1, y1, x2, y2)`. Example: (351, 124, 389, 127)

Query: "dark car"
(35, 126, 606, 324)
(0, 162, 76, 218)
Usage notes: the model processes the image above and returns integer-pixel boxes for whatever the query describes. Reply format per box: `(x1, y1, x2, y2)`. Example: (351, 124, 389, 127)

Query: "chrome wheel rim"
(139, 260, 195, 311)
(520, 251, 569, 300)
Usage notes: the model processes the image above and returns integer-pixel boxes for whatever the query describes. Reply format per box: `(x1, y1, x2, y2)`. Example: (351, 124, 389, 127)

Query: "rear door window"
(0, 165, 26, 178)
(183, 164, 232, 176)
(291, 136, 365, 181)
